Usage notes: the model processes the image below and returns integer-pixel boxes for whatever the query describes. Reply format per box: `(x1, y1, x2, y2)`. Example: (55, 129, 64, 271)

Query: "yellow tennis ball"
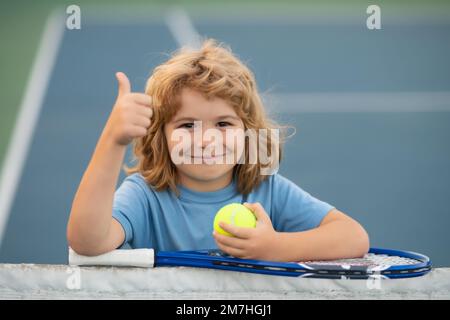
(213, 203, 256, 237)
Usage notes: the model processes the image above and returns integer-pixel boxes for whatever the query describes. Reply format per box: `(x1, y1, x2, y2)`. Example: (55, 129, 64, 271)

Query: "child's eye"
(179, 123, 194, 129)
(217, 122, 232, 127)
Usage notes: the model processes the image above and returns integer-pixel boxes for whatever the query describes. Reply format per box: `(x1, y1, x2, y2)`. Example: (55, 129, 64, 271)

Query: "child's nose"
(193, 123, 220, 148)
(195, 131, 212, 149)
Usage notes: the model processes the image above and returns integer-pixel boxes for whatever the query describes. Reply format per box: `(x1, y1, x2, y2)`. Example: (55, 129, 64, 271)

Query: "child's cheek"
(225, 128, 246, 163)
(167, 128, 193, 164)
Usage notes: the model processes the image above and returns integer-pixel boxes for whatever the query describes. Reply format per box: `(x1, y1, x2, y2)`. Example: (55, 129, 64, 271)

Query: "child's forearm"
(274, 220, 370, 262)
(67, 129, 126, 253)
(68, 73, 152, 255)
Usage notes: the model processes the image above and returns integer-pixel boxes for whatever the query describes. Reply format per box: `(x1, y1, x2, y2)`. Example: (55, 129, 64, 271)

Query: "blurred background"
(0, 0, 449, 266)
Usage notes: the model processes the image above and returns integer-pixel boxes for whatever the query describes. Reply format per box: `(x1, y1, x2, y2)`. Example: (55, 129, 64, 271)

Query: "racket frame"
(155, 247, 431, 279)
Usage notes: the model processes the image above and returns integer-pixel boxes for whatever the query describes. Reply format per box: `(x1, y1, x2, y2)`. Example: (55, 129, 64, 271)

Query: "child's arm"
(273, 209, 370, 261)
(67, 72, 153, 256)
(213, 203, 369, 262)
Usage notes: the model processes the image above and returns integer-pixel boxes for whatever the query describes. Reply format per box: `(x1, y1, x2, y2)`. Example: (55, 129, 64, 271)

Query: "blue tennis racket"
(156, 247, 431, 279)
(69, 247, 431, 279)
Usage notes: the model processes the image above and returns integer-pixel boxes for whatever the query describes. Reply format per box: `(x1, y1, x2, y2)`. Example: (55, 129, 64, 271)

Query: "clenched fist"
(105, 72, 153, 146)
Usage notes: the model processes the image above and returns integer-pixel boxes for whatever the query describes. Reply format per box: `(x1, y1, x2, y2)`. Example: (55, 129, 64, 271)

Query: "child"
(67, 39, 369, 262)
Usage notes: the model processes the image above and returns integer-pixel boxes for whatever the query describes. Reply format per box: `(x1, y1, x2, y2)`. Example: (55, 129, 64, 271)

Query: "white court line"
(165, 7, 201, 49)
(0, 11, 65, 245)
(263, 92, 450, 113)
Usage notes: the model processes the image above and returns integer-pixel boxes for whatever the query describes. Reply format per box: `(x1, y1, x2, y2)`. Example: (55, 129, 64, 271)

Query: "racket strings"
(301, 253, 420, 267)
(210, 250, 421, 267)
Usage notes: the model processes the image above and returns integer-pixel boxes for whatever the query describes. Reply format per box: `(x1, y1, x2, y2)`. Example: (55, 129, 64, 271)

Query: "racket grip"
(68, 247, 155, 268)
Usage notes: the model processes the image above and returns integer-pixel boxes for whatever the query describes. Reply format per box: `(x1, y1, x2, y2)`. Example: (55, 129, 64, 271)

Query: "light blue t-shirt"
(112, 173, 334, 251)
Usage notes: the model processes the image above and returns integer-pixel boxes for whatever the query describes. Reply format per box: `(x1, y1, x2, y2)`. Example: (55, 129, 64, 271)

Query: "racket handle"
(68, 247, 155, 268)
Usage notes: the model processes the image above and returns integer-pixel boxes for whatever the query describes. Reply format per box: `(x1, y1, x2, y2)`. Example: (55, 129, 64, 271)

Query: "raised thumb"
(115, 72, 131, 97)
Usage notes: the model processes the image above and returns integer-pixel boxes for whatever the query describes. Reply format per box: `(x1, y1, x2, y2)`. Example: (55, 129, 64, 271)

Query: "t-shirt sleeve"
(112, 175, 149, 247)
(272, 174, 335, 232)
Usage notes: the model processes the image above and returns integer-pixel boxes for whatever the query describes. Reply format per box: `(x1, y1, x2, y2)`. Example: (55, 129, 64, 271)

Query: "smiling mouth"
(191, 154, 227, 159)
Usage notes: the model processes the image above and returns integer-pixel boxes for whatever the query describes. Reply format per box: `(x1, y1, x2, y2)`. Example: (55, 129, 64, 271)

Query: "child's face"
(164, 88, 245, 188)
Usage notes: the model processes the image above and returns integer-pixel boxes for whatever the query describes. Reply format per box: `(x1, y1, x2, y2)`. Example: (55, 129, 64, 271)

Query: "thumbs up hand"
(105, 72, 153, 146)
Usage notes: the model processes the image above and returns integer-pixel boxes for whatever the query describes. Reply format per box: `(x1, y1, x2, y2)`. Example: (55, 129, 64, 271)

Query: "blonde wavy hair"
(125, 39, 287, 196)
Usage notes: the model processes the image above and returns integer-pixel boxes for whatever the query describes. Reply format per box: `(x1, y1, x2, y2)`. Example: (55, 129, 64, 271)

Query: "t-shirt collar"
(177, 177, 238, 203)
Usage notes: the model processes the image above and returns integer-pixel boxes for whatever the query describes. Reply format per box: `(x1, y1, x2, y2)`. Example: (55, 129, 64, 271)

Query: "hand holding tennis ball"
(214, 203, 256, 236)
(105, 72, 153, 146)
(213, 202, 280, 260)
